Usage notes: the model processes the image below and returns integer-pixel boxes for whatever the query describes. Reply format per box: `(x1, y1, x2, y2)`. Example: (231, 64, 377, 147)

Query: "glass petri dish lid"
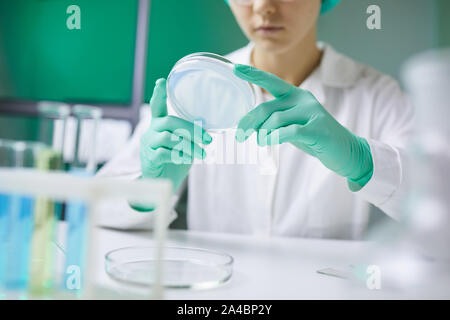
(167, 52, 256, 131)
(105, 246, 233, 290)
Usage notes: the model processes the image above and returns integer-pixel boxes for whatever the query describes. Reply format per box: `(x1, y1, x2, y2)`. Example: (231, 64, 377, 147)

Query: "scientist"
(97, 0, 413, 239)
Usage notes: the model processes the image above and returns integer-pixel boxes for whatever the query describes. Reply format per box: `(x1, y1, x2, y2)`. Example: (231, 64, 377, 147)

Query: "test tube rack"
(0, 168, 172, 299)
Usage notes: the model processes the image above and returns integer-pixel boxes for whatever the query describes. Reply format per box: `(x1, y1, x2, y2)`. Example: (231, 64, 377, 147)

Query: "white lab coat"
(96, 42, 414, 239)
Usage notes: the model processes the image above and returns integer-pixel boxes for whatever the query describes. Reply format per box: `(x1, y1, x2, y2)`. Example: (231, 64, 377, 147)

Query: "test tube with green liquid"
(28, 148, 63, 295)
(28, 102, 68, 296)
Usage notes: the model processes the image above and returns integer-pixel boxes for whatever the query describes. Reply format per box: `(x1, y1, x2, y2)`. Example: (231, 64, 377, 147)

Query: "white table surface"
(89, 227, 450, 300)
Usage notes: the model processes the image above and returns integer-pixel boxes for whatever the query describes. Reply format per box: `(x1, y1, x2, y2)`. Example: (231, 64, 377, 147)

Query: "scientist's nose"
(253, 0, 277, 17)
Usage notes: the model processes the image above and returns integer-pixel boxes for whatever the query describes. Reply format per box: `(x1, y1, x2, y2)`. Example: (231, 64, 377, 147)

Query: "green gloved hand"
(132, 78, 212, 211)
(233, 64, 373, 191)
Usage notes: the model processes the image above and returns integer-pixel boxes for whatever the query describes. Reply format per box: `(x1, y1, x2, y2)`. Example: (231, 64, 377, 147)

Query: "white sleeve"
(355, 79, 414, 221)
(94, 108, 179, 230)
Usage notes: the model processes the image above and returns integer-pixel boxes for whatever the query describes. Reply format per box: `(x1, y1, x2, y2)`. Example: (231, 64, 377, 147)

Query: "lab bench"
(90, 227, 450, 300)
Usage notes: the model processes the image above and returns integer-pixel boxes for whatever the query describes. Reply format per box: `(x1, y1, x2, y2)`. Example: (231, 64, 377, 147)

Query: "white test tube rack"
(0, 168, 172, 299)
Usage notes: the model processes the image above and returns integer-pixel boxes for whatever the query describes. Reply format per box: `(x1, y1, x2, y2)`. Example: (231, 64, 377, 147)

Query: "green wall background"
(438, 0, 450, 47)
(0, 0, 448, 142)
(0, 0, 137, 104)
(144, 0, 247, 101)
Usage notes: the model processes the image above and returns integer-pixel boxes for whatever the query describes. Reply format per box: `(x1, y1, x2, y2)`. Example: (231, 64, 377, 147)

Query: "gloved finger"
(293, 141, 318, 158)
(234, 64, 293, 98)
(150, 78, 168, 118)
(257, 108, 309, 146)
(172, 140, 206, 160)
(150, 131, 206, 160)
(152, 116, 212, 145)
(257, 128, 271, 147)
(266, 124, 317, 146)
(260, 129, 282, 147)
(236, 98, 294, 142)
(148, 147, 195, 167)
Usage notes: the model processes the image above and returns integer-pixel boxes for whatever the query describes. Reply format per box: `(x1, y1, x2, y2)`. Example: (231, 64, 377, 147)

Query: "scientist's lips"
(255, 26, 285, 35)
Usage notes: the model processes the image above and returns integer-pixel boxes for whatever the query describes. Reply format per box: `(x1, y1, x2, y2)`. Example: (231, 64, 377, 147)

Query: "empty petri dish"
(167, 52, 256, 131)
(105, 246, 233, 290)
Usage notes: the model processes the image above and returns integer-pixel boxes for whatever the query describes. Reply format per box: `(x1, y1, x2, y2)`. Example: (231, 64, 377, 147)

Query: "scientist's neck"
(251, 29, 322, 88)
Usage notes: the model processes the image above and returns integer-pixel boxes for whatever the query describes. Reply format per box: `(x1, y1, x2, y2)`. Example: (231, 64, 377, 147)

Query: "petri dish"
(167, 52, 256, 131)
(105, 246, 233, 290)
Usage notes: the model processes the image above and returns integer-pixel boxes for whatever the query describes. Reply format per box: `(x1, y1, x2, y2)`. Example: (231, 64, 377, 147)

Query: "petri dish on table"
(105, 246, 233, 290)
(167, 52, 256, 131)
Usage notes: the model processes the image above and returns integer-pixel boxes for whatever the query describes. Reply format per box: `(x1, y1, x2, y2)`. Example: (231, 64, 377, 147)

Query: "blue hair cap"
(224, 0, 341, 15)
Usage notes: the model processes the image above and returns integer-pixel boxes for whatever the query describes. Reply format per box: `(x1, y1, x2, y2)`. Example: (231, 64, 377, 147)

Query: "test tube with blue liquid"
(0, 140, 46, 291)
(64, 106, 102, 293)
(0, 140, 15, 289)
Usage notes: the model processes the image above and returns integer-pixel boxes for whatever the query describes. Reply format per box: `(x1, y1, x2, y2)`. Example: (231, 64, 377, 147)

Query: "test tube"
(37, 101, 70, 163)
(0, 140, 15, 290)
(64, 105, 102, 293)
(0, 140, 46, 291)
(70, 105, 102, 173)
(28, 103, 68, 296)
(6, 142, 45, 290)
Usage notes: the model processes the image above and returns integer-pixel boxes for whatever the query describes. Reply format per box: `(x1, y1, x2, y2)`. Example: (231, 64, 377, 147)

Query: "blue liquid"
(63, 169, 91, 291)
(0, 194, 34, 290)
(0, 193, 10, 287)
(63, 201, 87, 291)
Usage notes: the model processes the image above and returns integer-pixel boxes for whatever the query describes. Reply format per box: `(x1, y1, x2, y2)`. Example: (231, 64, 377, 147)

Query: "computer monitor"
(0, 0, 150, 126)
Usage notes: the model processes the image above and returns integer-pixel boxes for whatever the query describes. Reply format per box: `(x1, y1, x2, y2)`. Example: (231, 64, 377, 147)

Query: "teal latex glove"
(233, 64, 373, 191)
(132, 78, 212, 211)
